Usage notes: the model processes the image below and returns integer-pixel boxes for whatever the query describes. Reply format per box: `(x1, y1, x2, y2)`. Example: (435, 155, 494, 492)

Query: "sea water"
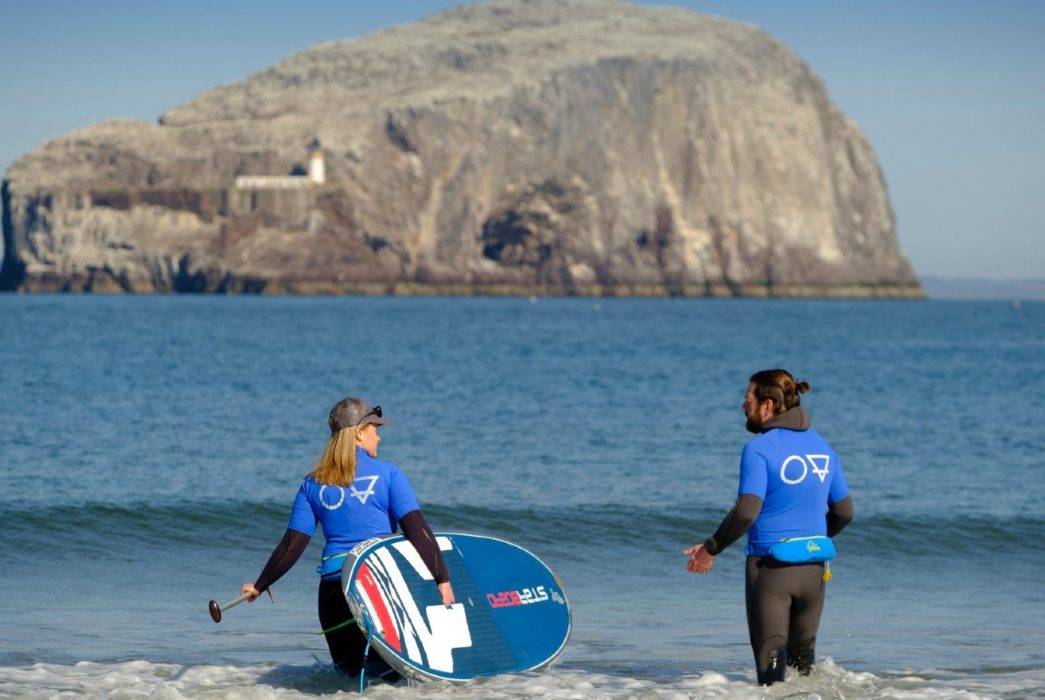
(1, 295, 1043, 699)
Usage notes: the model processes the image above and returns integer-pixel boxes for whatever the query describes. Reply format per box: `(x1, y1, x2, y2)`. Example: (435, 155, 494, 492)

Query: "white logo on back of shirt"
(780, 454, 831, 485)
(807, 454, 830, 483)
(350, 475, 380, 504)
(319, 485, 346, 510)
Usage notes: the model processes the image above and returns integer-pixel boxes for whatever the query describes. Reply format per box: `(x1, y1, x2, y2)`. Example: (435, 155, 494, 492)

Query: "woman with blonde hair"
(241, 397, 454, 680)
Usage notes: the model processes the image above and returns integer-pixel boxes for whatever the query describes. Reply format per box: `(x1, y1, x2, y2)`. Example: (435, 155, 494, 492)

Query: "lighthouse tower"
(308, 138, 325, 185)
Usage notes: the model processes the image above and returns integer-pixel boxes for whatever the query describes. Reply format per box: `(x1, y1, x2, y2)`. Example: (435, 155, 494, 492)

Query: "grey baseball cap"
(327, 397, 394, 434)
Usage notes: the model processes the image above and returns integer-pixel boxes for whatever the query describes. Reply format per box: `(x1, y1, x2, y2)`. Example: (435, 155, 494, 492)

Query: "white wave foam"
(0, 659, 1042, 699)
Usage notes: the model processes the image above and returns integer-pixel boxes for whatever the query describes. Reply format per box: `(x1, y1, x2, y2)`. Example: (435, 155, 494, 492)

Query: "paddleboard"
(341, 532, 571, 682)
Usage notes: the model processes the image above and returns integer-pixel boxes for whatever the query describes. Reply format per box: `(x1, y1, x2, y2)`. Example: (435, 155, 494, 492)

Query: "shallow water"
(2, 295, 1043, 698)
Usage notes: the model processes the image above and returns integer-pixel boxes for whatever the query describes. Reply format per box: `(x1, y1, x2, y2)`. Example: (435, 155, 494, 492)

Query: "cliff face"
(0, 0, 921, 297)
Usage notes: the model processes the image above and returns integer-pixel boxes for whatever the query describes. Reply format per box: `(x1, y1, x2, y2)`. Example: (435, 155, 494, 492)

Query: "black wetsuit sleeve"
(826, 495, 854, 537)
(399, 509, 450, 584)
(703, 493, 763, 555)
(254, 528, 311, 593)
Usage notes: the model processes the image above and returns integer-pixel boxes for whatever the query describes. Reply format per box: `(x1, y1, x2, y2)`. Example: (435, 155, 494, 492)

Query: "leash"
(317, 617, 356, 635)
(359, 616, 375, 695)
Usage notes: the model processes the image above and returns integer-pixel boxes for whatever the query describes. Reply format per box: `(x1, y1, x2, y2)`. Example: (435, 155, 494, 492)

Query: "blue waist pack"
(769, 536, 836, 563)
(316, 553, 348, 579)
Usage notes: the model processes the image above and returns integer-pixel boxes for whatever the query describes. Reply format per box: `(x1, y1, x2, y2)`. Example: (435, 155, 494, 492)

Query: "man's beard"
(745, 413, 763, 434)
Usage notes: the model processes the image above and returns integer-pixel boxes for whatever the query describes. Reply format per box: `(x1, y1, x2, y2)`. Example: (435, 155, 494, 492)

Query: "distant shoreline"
(0, 278, 924, 299)
(2, 269, 1040, 300)
(920, 276, 1045, 300)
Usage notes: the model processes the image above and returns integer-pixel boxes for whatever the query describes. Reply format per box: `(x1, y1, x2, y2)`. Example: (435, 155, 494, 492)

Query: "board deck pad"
(341, 532, 571, 682)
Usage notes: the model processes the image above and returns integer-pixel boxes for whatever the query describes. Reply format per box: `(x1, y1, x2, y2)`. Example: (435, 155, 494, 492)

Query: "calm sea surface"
(1, 295, 1043, 699)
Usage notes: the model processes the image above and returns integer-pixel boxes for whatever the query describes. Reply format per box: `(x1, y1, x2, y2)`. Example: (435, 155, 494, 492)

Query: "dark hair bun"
(795, 381, 811, 394)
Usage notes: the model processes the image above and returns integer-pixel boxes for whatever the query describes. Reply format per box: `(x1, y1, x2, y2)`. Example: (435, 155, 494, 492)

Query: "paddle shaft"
(209, 592, 250, 623)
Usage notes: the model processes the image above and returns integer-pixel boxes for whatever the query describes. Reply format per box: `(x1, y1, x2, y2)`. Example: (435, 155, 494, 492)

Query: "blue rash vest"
(287, 447, 421, 559)
(738, 427, 849, 556)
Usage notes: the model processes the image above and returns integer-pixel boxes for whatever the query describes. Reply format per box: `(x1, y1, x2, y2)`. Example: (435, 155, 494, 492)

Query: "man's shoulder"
(780, 429, 840, 460)
(741, 433, 774, 462)
(746, 427, 831, 453)
(794, 427, 832, 446)
(744, 430, 777, 450)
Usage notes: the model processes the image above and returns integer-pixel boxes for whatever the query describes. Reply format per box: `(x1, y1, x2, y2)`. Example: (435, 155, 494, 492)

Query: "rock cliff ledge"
(1, 0, 921, 297)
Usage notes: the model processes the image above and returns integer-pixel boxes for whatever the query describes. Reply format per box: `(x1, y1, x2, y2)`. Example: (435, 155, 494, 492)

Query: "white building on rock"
(234, 139, 325, 191)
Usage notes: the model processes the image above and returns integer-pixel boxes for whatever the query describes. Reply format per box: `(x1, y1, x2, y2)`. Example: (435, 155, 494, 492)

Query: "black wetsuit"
(253, 509, 448, 679)
(702, 407, 854, 685)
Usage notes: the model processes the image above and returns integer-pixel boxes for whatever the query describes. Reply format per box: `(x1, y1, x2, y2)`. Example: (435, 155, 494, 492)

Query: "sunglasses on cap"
(360, 405, 382, 422)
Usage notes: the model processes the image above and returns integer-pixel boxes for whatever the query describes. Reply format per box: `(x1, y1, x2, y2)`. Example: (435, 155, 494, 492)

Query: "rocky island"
(0, 0, 921, 297)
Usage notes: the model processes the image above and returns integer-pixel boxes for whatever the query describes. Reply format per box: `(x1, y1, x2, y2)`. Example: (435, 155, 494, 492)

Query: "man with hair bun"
(684, 369, 853, 686)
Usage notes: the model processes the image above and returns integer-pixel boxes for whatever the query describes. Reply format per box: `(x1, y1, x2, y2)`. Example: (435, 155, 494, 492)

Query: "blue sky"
(1, 0, 1042, 279)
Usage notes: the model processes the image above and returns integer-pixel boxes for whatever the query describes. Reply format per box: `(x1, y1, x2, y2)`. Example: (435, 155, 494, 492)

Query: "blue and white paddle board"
(341, 532, 571, 682)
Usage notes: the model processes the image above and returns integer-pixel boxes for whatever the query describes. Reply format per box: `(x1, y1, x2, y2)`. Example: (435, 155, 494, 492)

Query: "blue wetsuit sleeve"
(738, 443, 768, 498)
(287, 480, 317, 536)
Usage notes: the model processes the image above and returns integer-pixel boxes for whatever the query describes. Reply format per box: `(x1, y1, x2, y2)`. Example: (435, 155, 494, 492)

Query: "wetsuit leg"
(745, 556, 789, 685)
(745, 556, 826, 685)
(317, 579, 401, 683)
(318, 578, 367, 676)
(786, 565, 825, 675)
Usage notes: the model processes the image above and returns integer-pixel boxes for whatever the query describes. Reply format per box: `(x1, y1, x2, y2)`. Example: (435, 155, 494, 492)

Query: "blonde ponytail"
(308, 426, 363, 486)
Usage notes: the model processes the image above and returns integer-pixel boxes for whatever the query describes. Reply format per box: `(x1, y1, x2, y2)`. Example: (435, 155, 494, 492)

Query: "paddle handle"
(209, 592, 251, 623)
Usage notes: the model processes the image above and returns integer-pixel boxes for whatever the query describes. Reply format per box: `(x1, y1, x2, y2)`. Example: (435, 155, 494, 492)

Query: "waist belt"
(316, 553, 348, 579)
(769, 536, 836, 563)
